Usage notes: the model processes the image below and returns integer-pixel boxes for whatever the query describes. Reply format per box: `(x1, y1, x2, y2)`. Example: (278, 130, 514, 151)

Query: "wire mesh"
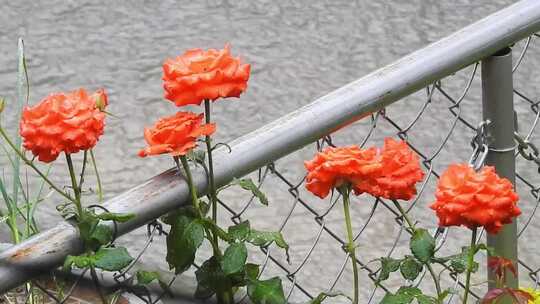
(6, 34, 540, 304)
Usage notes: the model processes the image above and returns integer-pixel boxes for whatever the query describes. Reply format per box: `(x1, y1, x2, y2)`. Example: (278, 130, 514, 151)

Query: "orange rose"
(19, 88, 108, 163)
(354, 138, 424, 200)
(138, 111, 215, 157)
(304, 146, 382, 199)
(430, 164, 520, 234)
(163, 44, 251, 106)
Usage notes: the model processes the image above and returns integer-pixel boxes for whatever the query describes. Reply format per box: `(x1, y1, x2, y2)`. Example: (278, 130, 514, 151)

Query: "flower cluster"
(20, 88, 108, 162)
(139, 45, 250, 157)
(305, 138, 424, 200)
(430, 164, 520, 234)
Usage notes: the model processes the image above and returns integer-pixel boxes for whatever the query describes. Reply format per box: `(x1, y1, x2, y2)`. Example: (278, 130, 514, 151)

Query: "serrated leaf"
(77, 212, 100, 243)
(248, 230, 288, 250)
(166, 216, 205, 274)
(195, 256, 231, 299)
(380, 292, 414, 304)
(400, 256, 423, 281)
(378, 257, 402, 282)
(245, 263, 260, 281)
(201, 218, 233, 242)
(187, 150, 206, 164)
(410, 228, 435, 263)
(449, 247, 478, 275)
(96, 212, 135, 223)
(221, 242, 248, 275)
(136, 270, 160, 285)
(229, 220, 250, 241)
(88, 224, 113, 248)
(64, 254, 93, 271)
(416, 294, 438, 304)
(233, 178, 268, 206)
(94, 247, 133, 271)
(247, 277, 286, 304)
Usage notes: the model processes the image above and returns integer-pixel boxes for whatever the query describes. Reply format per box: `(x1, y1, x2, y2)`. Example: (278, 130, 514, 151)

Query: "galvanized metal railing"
(2, 0, 540, 301)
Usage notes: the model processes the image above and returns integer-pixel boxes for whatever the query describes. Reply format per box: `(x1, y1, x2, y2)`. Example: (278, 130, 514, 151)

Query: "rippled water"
(3, 0, 538, 303)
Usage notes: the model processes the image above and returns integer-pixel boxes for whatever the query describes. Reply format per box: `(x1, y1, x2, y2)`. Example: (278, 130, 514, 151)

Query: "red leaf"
(488, 256, 518, 280)
(481, 288, 506, 304)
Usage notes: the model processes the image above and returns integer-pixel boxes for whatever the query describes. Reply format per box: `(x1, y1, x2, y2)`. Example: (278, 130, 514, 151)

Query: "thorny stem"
(0, 126, 74, 202)
(204, 99, 219, 248)
(463, 228, 477, 304)
(340, 186, 359, 304)
(65, 153, 83, 219)
(392, 200, 443, 299)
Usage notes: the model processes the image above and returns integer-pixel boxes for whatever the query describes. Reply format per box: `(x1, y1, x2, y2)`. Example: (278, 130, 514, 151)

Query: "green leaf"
(248, 230, 288, 250)
(410, 228, 435, 263)
(245, 263, 260, 281)
(63, 254, 93, 271)
(195, 256, 231, 299)
(77, 212, 100, 243)
(229, 220, 251, 241)
(166, 216, 205, 274)
(233, 178, 268, 206)
(416, 294, 438, 304)
(88, 224, 113, 248)
(96, 212, 135, 223)
(380, 287, 428, 304)
(94, 247, 133, 271)
(400, 256, 423, 281)
(201, 218, 233, 242)
(221, 242, 248, 275)
(187, 150, 206, 164)
(380, 292, 414, 304)
(247, 277, 286, 304)
(448, 247, 478, 275)
(136, 270, 160, 285)
(378, 257, 402, 282)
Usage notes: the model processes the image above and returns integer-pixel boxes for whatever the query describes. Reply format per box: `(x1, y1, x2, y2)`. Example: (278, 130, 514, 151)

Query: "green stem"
(65, 153, 83, 219)
(90, 149, 103, 202)
(79, 150, 88, 190)
(177, 156, 203, 218)
(0, 126, 73, 202)
(340, 187, 359, 304)
(392, 200, 442, 299)
(177, 155, 231, 303)
(463, 228, 477, 304)
(204, 99, 219, 247)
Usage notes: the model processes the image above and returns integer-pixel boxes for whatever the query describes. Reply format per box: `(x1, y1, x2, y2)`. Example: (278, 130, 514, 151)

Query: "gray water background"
(3, 0, 540, 303)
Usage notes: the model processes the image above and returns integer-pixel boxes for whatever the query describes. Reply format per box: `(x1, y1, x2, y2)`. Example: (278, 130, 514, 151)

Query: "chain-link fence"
(3, 1, 540, 303)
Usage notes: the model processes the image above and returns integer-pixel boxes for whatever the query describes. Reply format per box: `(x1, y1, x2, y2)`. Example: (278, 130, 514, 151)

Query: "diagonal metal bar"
(1, 0, 540, 293)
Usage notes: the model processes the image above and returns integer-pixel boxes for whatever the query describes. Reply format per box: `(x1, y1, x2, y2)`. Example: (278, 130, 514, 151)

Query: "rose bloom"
(138, 112, 215, 157)
(163, 44, 251, 107)
(20, 88, 108, 163)
(430, 164, 520, 234)
(304, 145, 382, 199)
(354, 138, 424, 200)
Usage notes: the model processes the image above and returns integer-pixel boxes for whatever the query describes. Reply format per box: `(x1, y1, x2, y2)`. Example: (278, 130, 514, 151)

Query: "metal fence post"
(481, 47, 518, 292)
